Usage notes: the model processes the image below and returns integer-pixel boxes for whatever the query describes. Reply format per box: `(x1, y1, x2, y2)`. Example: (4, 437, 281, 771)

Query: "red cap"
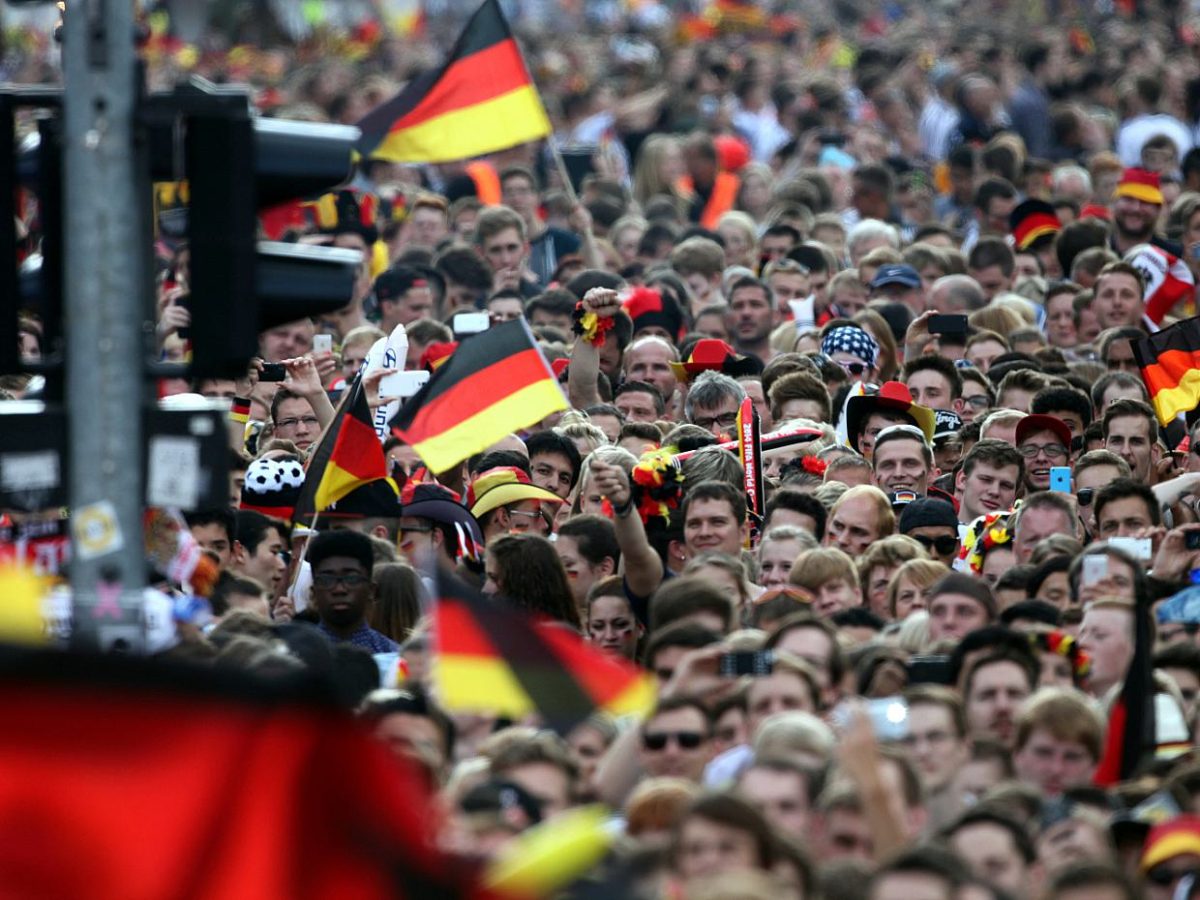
(1016, 413, 1071, 450)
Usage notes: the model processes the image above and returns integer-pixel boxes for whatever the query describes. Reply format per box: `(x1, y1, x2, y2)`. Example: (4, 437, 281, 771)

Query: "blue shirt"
(318, 621, 399, 653)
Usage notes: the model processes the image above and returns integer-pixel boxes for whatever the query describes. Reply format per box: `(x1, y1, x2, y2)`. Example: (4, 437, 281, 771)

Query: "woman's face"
(866, 564, 897, 618)
(758, 538, 803, 588)
(740, 173, 771, 213)
(658, 142, 685, 184)
(892, 574, 928, 620)
(577, 473, 606, 516)
(980, 546, 1016, 588)
(677, 816, 761, 880)
(718, 224, 752, 263)
(587, 593, 640, 659)
(689, 564, 746, 606)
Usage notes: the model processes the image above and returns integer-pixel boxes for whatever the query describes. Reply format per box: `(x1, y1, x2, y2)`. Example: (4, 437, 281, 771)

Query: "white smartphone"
(1082, 554, 1108, 586)
(380, 369, 430, 398)
(1110, 536, 1153, 561)
(313, 334, 333, 354)
(453, 312, 490, 335)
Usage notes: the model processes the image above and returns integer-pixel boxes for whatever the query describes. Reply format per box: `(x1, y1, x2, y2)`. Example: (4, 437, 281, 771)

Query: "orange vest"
(678, 171, 741, 229)
(466, 161, 501, 206)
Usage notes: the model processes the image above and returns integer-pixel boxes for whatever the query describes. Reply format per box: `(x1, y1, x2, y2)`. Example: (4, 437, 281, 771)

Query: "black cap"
(375, 266, 433, 304)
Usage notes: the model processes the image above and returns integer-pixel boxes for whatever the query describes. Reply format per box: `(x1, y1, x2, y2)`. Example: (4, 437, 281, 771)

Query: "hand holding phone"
(313, 334, 333, 355)
(928, 314, 968, 338)
(259, 362, 287, 382)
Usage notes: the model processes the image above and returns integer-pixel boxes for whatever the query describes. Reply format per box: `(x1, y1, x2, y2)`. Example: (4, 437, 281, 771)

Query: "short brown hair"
(1014, 687, 1103, 759)
(904, 684, 967, 738)
(788, 546, 859, 594)
(474, 204, 526, 245)
(670, 236, 725, 278)
(768, 372, 832, 423)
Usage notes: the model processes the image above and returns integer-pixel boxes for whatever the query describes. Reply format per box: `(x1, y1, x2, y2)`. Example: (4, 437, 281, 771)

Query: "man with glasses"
(268, 358, 336, 453)
(898, 498, 960, 566)
(467, 466, 563, 544)
(1016, 414, 1072, 493)
(683, 370, 747, 439)
(307, 529, 398, 652)
(636, 697, 713, 783)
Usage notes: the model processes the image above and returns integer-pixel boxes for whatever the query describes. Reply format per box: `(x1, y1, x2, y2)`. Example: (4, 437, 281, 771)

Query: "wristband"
(612, 496, 634, 518)
(572, 302, 615, 347)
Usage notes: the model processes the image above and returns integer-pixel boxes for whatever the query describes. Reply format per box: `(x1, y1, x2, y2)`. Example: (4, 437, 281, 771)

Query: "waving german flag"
(1133, 315, 1200, 426)
(295, 375, 389, 521)
(434, 574, 656, 734)
(390, 319, 567, 473)
(355, 0, 552, 164)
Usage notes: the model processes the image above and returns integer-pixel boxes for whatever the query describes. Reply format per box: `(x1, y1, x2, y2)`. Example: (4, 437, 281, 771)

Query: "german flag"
(434, 574, 655, 735)
(1133, 315, 1200, 426)
(295, 375, 389, 520)
(389, 319, 567, 473)
(354, 0, 551, 164)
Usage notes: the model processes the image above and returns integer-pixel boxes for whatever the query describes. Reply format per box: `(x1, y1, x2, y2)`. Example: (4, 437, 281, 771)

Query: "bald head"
(929, 275, 986, 314)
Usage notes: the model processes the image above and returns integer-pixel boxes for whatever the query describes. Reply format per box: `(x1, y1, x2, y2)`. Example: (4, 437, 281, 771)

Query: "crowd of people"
(18, 1, 1200, 897)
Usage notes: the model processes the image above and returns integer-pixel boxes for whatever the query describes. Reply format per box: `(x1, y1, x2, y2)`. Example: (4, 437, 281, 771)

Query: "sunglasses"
(912, 534, 959, 556)
(642, 730, 706, 751)
(1076, 488, 1095, 507)
(837, 360, 869, 376)
(1145, 866, 1198, 887)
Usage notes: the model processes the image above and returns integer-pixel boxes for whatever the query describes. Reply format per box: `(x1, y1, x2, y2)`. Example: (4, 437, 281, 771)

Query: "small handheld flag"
(355, 0, 552, 164)
(390, 319, 568, 474)
(1132, 315, 1200, 426)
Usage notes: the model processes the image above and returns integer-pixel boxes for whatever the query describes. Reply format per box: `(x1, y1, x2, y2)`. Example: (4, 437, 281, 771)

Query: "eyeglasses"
(911, 534, 959, 556)
(313, 572, 369, 589)
(1076, 487, 1095, 507)
(1018, 442, 1068, 460)
(642, 730, 706, 751)
(963, 395, 991, 409)
(692, 412, 739, 431)
(276, 416, 320, 431)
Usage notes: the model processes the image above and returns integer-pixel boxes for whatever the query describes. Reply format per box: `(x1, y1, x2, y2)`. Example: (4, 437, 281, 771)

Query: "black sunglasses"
(1076, 488, 1095, 507)
(913, 534, 959, 556)
(642, 730, 705, 751)
(1145, 865, 1198, 887)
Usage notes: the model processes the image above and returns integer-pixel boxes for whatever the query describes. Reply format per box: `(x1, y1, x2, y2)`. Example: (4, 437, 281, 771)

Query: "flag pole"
(550, 141, 580, 205)
(287, 510, 321, 600)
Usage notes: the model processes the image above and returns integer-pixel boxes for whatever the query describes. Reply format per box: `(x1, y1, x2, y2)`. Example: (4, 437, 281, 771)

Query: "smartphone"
(830, 698, 910, 741)
(259, 362, 287, 382)
(380, 369, 430, 398)
(906, 654, 953, 685)
(1049, 467, 1072, 493)
(1187, 532, 1200, 551)
(1082, 554, 1108, 585)
(718, 650, 774, 677)
(453, 312, 490, 336)
(313, 334, 333, 354)
(928, 314, 968, 337)
(1110, 536, 1153, 561)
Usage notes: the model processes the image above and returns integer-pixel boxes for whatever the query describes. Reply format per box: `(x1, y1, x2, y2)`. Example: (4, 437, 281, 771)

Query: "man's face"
(760, 234, 795, 261)
(948, 822, 1030, 897)
(397, 285, 436, 326)
(747, 671, 814, 733)
(487, 296, 524, 323)
(902, 703, 967, 793)
(504, 761, 571, 820)
(768, 271, 809, 304)
(825, 495, 882, 557)
(906, 525, 960, 566)
(1014, 506, 1074, 563)
(1019, 428, 1068, 491)
(968, 264, 1011, 300)
(273, 396, 320, 451)
(928, 592, 989, 642)
(398, 515, 441, 569)
(191, 523, 232, 568)
(615, 389, 660, 423)
(1112, 194, 1159, 240)
(965, 339, 1007, 374)
(738, 767, 811, 839)
(683, 271, 719, 306)
(480, 226, 527, 273)
(958, 462, 1020, 522)
(905, 369, 955, 411)
(529, 308, 572, 332)
(1013, 728, 1097, 796)
(235, 527, 287, 597)
(778, 398, 827, 423)
(260, 320, 314, 361)
(1097, 494, 1155, 539)
(684, 497, 744, 557)
(500, 176, 538, 221)
(342, 342, 372, 379)
(444, 280, 482, 314)
(1075, 463, 1121, 534)
(966, 660, 1031, 746)
(1105, 414, 1157, 482)
(873, 437, 932, 494)
(310, 554, 374, 631)
(624, 341, 678, 402)
(726, 285, 774, 347)
(638, 705, 711, 781)
(529, 451, 574, 500)
(1093, 272, 1144, 329)
(982, 196, 1018, 235)
(375, 711, 447, 772)
(1103, 338, 1139, 373)
(689, 396, 741, 439)
(198, 379, 238, 400)
(407, 208, 448, 248)
(822, 807, 873, 862)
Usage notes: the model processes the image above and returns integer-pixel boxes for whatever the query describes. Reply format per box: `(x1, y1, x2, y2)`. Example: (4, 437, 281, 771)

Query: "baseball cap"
(1015, 413, 1071, 450)
(869, 264, 922, 291)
